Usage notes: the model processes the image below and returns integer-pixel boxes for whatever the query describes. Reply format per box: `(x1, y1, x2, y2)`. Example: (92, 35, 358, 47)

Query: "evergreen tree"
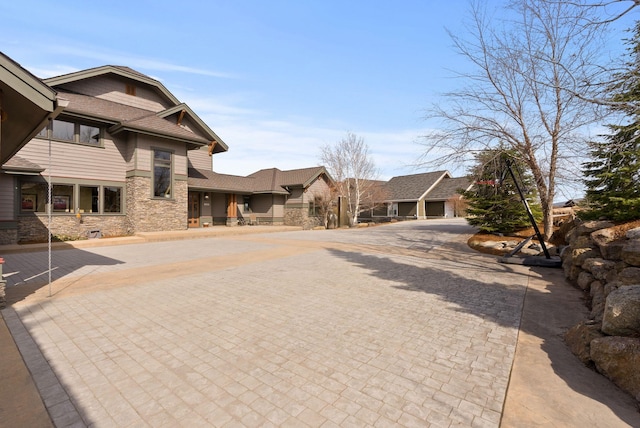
(582, 22, 640, 222)
(463, 148, 542, 234)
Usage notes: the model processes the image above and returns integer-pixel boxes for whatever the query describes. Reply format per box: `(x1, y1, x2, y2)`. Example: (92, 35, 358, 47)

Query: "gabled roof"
(44, 65, 180, 106)
(188, 168, 256, 193)
(425, 176, 473, 201)
(188, 166, 332, 195)
(385, 171, 450, 201)
(1, 155, 44, 174)
(248, 166, 331, 193)
(43, 66, 227, 151)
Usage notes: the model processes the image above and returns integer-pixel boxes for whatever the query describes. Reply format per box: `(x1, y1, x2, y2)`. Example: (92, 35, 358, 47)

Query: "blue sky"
(2, 1, 635, 187)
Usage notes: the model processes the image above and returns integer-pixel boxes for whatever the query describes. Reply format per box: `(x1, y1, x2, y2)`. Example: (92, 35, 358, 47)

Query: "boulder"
(627, 227, 640, 240)
(604, 280, 624, 298)
(570, 235, 596, 250)
(590, 281, 606, 322)
(618, 267, 640, 285)
(591, 226, 620, 247)
(599, 241, 627, 261)
(602, 285, 640, 337)
(572, 247, 601, 268)
(576, 220, 615, 237)
(565, 321, 605, 365)
(582, 258, 616, 281)
(621, 239, 640, 267)
(577, 271, 594, 291)
(590, 336, 640, 401)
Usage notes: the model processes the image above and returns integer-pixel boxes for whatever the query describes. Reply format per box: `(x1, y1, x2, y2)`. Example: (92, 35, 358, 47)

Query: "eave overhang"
(0, 52, 66, 164)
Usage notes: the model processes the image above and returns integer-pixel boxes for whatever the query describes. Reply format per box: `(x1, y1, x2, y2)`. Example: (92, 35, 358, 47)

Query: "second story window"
(153, 149, 173, 198)
(41, 119, 102, 146)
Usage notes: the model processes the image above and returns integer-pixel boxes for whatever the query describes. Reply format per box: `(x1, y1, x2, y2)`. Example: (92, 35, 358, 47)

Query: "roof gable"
(425, 177, 473, 201)
(42, 66, 227, 150)
(44, 65, 180, 106)
(248, 166, 332, 192)
(386, 171, 450, 201)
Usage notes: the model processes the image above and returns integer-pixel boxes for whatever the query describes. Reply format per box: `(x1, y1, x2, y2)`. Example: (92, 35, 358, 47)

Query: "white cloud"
(46, 46, 237, 79)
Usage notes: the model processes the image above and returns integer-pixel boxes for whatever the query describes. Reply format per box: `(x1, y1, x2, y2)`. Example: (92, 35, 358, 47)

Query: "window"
(51, 120, 75, 142)
(20, 182, 47, 212)
(104, 187, 122, 213)
(153, 149, 173, 198)
(243, 197, 251, 213)
(79, 186, 99, 213)
(20, 182, 123, 214)
(79, 124, 100, 144)
(42, 119, 102, 146)
(52, 185, 74, 212)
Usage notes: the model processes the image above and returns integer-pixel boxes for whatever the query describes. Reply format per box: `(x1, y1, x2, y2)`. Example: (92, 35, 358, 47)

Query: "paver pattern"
(2, 219, 531, 427)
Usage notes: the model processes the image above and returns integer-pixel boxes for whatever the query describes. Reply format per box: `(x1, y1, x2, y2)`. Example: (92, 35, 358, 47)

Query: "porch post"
(226, 193, 238, 226)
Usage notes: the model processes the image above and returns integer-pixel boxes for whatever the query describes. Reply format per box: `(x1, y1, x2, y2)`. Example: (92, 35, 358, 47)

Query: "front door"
(188, 193, 200, 228)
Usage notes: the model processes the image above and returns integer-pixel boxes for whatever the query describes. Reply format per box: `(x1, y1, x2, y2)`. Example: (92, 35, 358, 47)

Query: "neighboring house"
(361, 171, 472, 220)
(187, 161, 334, 228)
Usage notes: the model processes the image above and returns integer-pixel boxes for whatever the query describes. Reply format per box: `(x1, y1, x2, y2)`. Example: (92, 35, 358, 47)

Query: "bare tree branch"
(419, 0, 610, 239)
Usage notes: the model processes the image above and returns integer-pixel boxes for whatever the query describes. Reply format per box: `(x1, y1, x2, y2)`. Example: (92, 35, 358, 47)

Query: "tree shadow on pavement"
(326, 245, 640, 426)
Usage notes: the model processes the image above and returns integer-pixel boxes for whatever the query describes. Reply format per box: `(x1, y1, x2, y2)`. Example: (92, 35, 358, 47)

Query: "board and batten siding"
(187, 146, 213, 171)
(0, 174, 15, 220)
(15, 136, 127, 182)
(57, 76, 169, 112)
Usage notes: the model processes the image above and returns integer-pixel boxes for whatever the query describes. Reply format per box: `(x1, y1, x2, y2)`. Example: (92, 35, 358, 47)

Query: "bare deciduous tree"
(320, 132, 379, 226)
(419, 0, 609, 240)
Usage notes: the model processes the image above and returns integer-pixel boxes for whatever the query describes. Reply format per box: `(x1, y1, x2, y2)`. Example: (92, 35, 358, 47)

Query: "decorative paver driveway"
(2, 219, 531, 427)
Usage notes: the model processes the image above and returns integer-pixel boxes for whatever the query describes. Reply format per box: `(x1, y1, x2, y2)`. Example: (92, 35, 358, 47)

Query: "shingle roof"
(188, 166, 331, 195)
(188, 169, 257, 193)
(386, 171, 449, 201)
(425, 177, 473, 200)
(2, 155, 44, 172)
(57, 91, 211, 145)
(248, 166, 328, 193)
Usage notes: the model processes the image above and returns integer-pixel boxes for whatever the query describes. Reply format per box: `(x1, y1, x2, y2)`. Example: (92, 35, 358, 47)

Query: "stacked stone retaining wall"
(561, 219, 640, 402)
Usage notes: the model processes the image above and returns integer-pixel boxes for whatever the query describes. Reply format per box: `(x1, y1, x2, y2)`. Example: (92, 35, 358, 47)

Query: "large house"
(0, 62, 333, 245)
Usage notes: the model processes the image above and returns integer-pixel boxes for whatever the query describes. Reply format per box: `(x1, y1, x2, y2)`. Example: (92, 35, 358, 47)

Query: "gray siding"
(306, 177, 331, 202)
(58, 76, 169, 112)
(0, 174, 15, 220)
(16, 136, 127, 182)
(252, 194, 274, 215)
(287, 188, 304, 205)
(188, 146, 212, 171)
(136, 135, 188, 175)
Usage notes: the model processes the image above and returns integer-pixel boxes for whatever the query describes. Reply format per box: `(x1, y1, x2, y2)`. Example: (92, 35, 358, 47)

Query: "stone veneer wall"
(0, 228, 17, 245)
(125, 176, 188, 233)
(17, 215, 128, 243)
(561, 219, 640, 402)
(284, 207, 321, 229)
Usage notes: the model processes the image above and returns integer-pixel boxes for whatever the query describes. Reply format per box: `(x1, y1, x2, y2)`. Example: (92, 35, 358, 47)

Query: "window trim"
(39, 119, 104, 147)
(19, 181, 124, 215)
(152, 148, 174, 199)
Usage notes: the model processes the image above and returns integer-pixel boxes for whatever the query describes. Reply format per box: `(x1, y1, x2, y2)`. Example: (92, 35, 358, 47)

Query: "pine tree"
(463, 148, 542, 234)
(582, 22, 640, 222)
